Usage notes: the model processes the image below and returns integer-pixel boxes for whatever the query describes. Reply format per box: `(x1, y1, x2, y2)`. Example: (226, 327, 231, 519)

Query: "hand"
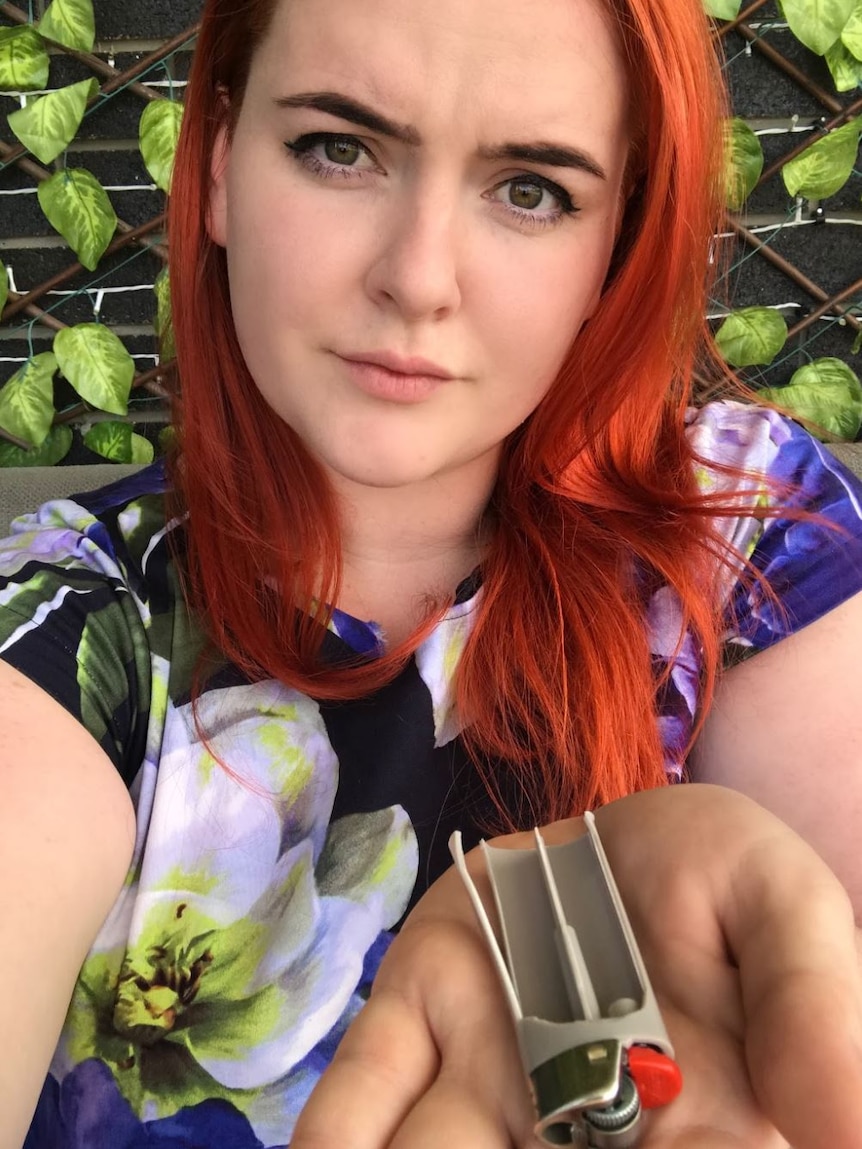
(291, 784, 862, 1148)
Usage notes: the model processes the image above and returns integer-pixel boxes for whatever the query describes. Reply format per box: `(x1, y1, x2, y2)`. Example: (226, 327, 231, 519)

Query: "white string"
(0, 353, 159, 364)
(0, 184, 158, 195)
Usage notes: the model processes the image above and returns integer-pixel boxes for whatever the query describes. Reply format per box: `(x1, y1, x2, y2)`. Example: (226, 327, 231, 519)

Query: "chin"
(330, 459, 439, 489)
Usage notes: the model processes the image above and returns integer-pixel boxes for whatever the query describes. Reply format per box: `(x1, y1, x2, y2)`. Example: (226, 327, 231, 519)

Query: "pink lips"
(335, 350, 454, 403)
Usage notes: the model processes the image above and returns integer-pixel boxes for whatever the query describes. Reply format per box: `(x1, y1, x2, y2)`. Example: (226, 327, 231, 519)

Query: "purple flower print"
(24, 1060, 273, 1149)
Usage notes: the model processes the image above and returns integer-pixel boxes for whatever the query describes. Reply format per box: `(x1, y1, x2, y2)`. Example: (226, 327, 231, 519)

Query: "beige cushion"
(826, 442, 862, 479)
(1, 464, 144, 536)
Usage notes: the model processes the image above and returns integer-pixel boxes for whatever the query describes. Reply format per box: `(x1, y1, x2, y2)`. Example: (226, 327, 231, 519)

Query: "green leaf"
(0, 26, 50, 91)
(37, 168, 117, 271)
(852, 329, 862, 355)
(782, 118, 862, 200)
(0, 353, 58, 447)
(0, 424, 72, 468)
(825, 37, 862, 88)
(0, 258, 8, 316)
(158, 425, 176, 454)
(760, 359, 862, 441)
(780, 0, 857, 54)
(703, 0, 742, 17)
(153, 267, 176, 361)
(715, 307, 788, 367)
(139, 100, 184, 193)
(38, 0, 95, 52)
(723, 118, 764, 211)
(54, 324, 134, 415)
(841, 2, 862, 58)
(7, 78, 97, 165)
(84, 421, 154, 464)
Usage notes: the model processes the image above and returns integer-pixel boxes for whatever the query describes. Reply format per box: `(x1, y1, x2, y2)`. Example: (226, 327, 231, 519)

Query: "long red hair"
(168, 0, 738, 824)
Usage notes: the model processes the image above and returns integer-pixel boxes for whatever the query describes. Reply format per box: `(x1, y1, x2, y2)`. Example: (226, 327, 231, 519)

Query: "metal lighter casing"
(449, 814, 680, 1147)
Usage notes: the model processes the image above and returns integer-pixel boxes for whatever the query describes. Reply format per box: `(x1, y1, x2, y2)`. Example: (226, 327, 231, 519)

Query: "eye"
(488, 175, 577, 230)
(321, 137, 362, 166)
(508, 179, 552, 211)
(285, 132, 380, 180)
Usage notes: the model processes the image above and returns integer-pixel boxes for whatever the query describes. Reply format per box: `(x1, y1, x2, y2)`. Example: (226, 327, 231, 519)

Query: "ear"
(207, 122, 231, 247)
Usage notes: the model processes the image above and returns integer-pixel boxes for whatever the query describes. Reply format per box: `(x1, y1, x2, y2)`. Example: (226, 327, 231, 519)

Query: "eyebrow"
(477, 142, 606, 181)
(273, 91, 608, 181)
(274, 92, 420, 146)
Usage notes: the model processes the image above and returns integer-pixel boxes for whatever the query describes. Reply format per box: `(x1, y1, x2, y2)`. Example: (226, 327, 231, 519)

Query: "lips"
(337, 350, 454, 379)
(334, 350, 455, 403)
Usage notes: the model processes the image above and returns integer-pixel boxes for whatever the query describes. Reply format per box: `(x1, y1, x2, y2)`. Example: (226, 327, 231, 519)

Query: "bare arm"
(0, 660, 136, 1149)
(689, 588, 862, 918)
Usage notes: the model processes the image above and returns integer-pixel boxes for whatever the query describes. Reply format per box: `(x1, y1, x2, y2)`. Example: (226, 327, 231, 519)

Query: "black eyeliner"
(285, 130, 359, 155)
(520, 173, 577, 214)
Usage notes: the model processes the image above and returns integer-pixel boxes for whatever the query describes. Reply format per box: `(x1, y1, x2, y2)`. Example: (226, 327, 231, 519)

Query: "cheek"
(479, 245, 608, 394)
(225, 180, 368, 318)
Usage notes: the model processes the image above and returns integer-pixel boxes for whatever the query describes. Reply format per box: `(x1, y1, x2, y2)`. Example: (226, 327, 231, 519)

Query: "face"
(208, 0, 630, 496)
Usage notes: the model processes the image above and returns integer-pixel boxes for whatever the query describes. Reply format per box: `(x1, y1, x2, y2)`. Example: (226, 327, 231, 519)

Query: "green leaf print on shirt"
(77, 600, 153, 756)
(66, 810, 413, 1116)
(59, 683, 418, 1125)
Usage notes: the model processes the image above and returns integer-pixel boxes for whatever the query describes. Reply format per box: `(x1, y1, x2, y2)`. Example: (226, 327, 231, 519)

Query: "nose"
(364, 182, 462, 323)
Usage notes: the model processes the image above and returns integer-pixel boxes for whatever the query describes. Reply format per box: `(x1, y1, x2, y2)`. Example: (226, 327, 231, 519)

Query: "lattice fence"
(715, 1, 861, 399)
(0, 0, 860, 466)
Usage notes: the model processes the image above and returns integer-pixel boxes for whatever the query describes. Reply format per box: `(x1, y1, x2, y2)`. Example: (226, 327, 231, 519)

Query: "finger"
(405, 917, 538, 1144)
(390, 1076, 518, 1149)
(290, 985, 439, 1149)
(628, 867, 746, 1038)
(643, 1124, 783, 1149)
(642, 1004, 787, 1148)
(726, 834, 862, 1149)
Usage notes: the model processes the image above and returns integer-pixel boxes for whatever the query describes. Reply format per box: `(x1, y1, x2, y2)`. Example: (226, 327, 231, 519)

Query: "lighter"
(449, 814, 682, 1147)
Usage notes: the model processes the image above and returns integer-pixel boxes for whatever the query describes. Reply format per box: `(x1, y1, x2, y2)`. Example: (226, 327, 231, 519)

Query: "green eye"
(508, 180, 545, 210)
(324, 138, 362, 165)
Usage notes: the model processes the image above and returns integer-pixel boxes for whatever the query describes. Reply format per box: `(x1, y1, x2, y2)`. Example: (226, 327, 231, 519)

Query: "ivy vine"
(714, 0, 862, 440)
(0, 0, 860, 466)
(0, 0, 181, 466)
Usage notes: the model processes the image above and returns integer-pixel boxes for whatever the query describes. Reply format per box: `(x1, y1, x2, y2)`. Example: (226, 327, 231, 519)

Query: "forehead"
(246, 0, 628, 149)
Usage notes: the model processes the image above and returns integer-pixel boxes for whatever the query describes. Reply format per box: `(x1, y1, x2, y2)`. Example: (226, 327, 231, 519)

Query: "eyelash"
(489, 176, 578, 232)
(284, 131, 579, 230)
(285, 132, 380, 180)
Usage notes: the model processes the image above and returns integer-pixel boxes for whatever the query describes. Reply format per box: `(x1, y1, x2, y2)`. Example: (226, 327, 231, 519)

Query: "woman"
(1, 0, 861, 1143)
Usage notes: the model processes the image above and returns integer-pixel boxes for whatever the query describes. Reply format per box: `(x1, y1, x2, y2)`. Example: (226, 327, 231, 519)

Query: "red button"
(627, 1047, 683, 1109)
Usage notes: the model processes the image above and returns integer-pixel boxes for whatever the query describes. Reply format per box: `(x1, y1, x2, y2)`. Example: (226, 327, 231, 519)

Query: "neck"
(328, 455, 498, 646)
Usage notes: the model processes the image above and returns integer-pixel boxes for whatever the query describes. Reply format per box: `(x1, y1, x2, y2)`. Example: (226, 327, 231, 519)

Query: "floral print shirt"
(2, 401, 862, 1149)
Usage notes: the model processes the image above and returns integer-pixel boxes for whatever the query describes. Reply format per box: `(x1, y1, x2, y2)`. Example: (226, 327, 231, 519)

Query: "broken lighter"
(449, 815, 682, 1147)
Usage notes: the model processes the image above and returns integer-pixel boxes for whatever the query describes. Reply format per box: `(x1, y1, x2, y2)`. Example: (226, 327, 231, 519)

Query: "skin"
(691, 589, 862, 921)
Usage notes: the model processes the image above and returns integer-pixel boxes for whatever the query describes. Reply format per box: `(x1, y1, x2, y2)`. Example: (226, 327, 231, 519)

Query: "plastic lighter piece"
(627, 1047, 683, 1109)
(449, 815, 679, 1146)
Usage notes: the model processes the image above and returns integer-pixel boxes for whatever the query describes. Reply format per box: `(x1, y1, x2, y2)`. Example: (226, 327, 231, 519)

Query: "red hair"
(168, 0, 739, 824)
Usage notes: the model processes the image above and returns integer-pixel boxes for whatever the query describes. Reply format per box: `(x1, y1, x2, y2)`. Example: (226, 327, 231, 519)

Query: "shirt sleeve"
(686, 401, 862, 657)
(0, 493, 154, 787)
